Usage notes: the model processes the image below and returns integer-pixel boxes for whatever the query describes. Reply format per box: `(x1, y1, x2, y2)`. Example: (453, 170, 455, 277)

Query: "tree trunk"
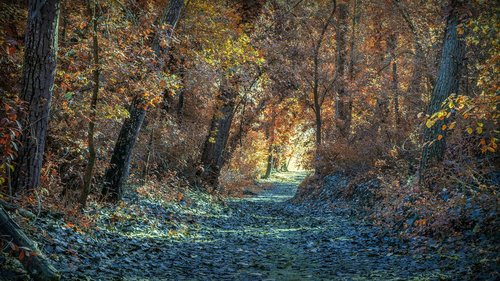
(198, 0, 267, 188)
(313, 95, 322, 145)
(393, 0, 424, 96)
(176, 68, 186, 118)
(102, 0, 184, 201)
(345, 0, 357, 137)
(12, 0, 60, 192)
(388, 34, 400, 127)
(335, 3, 350, 138)
(200, 84, 236, 188)
(263, 114, 275, 179)
(141, 120, 156, 184)
(312, 1, 336, 146)
(102, 97, 147, 201)
(374, 21, 390, 138)
(420, 0, 465, 176)
(80, 0, 99, 209)
(263, 147, 273, 179)
(0, 205, 60, 281)
(224, 98, 267, 164)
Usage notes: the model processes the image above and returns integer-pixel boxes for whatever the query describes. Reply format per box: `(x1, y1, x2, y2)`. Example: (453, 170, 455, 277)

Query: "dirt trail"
(3, 172, 464, 280)
(123, 171, 451, 280)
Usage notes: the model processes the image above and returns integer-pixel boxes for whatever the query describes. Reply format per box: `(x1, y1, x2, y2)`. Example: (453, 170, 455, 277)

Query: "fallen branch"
(0, 205, 60, 281)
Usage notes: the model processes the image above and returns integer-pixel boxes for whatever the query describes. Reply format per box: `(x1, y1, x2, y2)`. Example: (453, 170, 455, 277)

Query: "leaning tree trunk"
(102, 97, 147, 201)
(102, 0, 184, 201)
(420, 0, 465, 177)
(200, 84, 236, 188)
(12, 0, 60, 192)
(0, 205, 60, 280)
(198, 0, 268, 188)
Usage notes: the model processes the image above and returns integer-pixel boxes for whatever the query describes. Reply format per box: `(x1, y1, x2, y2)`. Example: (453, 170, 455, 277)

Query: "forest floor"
(2, 172, 481, 280)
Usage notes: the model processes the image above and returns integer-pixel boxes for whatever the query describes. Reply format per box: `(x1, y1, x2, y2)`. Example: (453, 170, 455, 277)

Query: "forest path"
(26, 172, 458, 280)
(124, 171, 445, 280)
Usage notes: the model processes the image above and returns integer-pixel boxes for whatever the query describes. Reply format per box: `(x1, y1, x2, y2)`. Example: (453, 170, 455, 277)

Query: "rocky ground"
(1, 172, 495, 280)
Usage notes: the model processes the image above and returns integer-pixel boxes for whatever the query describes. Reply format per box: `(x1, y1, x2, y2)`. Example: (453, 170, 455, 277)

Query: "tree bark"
(141, 115, 156, 184)
(12, 0, 60, 192)
(102, 97, 147, 201)
(374, 21, 390, 138)
(200, 83, 236, 188)
(420, 0, 465, 176)
(0, 205, 60, 281)
(80, 0, 99, 208)
(263, 113, 275, 179)
(388, 34, 400, 127)
(198, 1, 267, 188)
(102, 0, 184, 201)
(393, 0, 423, 95)
(312, 1, 336, 146)
(335, 3, 350, 138)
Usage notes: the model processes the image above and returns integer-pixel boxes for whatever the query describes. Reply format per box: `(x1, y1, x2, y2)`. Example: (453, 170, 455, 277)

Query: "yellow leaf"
(426, 119, 435, 128)
(476, 127, 483, 134)
(437, 135, 443, 141)
(449, 122, 456, 130)
(466, 127, 473, 134)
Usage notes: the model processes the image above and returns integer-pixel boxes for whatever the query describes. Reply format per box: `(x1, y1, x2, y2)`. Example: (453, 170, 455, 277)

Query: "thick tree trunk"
(0, 205, 60, 281)
(200, 84, 236, 188)
(80, 0, 99, 208)
(13, 0, 60, 191)
(102, 0, 184, 201)
(102, 97, 147, 201)
(335, 4, 350, 138)
(420, 1, 465, 176)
